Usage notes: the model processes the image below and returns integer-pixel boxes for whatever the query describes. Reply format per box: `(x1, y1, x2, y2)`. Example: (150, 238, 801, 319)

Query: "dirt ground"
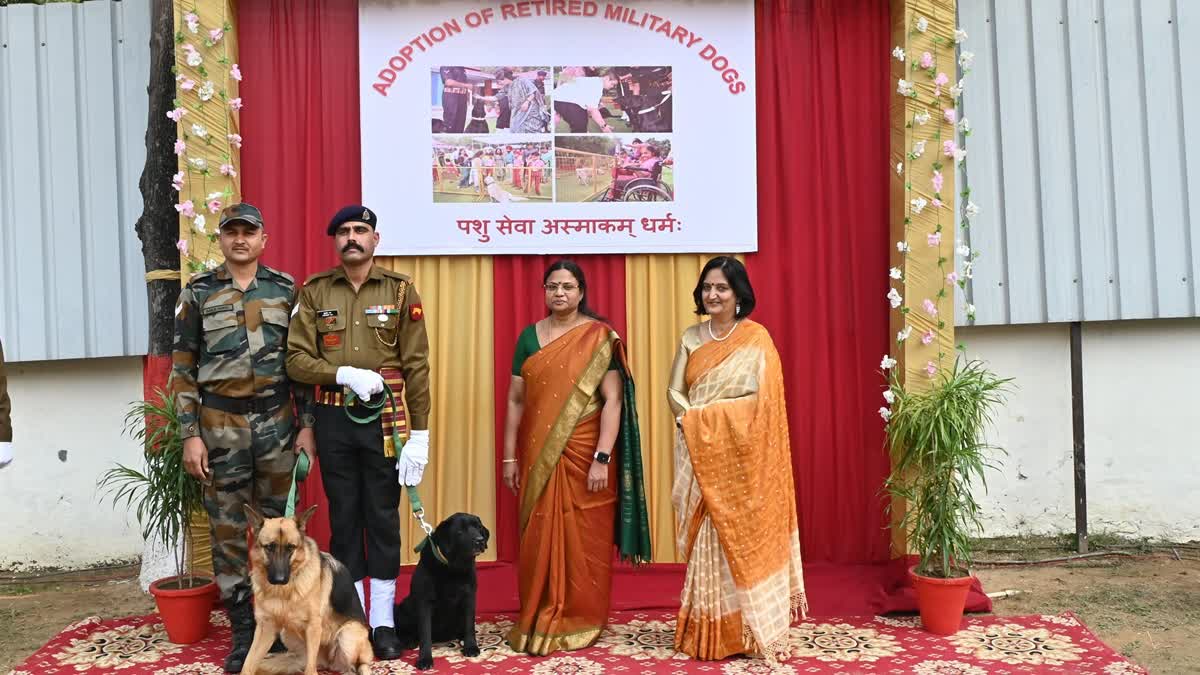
(3, 548, 1198, 674)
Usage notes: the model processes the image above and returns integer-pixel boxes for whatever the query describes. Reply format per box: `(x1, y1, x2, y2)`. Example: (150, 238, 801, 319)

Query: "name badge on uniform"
(316, 309, 339, 327)
(202, 304, 234, 316)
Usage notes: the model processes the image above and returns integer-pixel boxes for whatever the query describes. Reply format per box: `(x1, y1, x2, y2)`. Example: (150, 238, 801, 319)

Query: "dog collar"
(414, 535, 450, 565)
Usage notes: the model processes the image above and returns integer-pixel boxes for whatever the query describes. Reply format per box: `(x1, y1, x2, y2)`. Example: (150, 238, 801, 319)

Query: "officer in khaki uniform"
(0, 338, 12, 467)
(172, 203, 313, 672)
(286, 205, 431, 661)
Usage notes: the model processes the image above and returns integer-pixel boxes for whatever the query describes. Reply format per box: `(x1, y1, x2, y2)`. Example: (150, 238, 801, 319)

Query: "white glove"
(397, 430, 429, 487)
(336, 366, 384, 400)
(0, 442, 11, 468)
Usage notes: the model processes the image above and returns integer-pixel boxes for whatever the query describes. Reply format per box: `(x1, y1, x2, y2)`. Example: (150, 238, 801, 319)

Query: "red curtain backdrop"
(748, 0, 893, 564)
(234, 0, 989, 615)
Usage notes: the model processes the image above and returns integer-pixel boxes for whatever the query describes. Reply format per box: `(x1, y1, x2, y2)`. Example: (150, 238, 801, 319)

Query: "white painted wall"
(960, 319, 1200, 541)
(0, 356, 147, 570)
(1081, 320, 1200, 541)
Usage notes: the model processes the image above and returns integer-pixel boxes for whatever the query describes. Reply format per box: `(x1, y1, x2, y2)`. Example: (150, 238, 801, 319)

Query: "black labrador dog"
(393, 512, 490, 670)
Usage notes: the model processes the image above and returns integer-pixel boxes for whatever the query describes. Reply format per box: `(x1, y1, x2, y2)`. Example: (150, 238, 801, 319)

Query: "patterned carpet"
(8, 610, 1147, 674)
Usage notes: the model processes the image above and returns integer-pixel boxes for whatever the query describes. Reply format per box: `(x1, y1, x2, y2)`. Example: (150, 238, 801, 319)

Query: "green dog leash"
(286, 382, 438, 557)
(344, 383, 435, 539)
(284, 450, 310, 518)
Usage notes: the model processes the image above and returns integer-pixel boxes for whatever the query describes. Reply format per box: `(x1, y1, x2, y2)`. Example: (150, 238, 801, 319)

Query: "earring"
(736, 303, 741, 316)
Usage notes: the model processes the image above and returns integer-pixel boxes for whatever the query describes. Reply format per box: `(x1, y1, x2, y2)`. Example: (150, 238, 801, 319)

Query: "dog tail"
(248, 653, 306, 674)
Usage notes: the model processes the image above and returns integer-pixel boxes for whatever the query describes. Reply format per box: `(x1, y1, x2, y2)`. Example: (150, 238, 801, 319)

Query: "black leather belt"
(202, 390, 290, 415)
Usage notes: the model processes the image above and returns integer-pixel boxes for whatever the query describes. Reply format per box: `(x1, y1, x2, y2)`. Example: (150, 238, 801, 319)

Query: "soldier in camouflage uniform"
(171, 203, 314, 673)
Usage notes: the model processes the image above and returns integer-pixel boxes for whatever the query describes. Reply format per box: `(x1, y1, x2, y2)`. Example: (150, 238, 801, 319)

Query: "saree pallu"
(673, 320, 807, 661)
(509, 322, 651, 655)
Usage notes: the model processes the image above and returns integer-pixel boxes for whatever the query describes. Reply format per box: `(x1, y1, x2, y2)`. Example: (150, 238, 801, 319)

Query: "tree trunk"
(136, 0, 178, 357)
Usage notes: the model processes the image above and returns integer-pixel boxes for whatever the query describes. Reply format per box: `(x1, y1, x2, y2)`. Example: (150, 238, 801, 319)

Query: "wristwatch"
(593, 450, 611, 465)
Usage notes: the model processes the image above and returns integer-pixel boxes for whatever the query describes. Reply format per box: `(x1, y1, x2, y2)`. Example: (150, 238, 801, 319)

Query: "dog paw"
(416, 655, 435, 670)
(461, 644, 481, 658)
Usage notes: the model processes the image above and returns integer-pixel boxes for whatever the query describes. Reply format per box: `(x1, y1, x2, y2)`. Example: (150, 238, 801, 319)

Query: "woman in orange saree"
(503, 260, 651, 656)
(669, 256, 807, 661)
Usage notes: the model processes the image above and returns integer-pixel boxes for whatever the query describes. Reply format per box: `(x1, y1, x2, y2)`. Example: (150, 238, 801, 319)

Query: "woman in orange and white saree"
(503, 260, 652, 656)
(668, 256, 807, 661)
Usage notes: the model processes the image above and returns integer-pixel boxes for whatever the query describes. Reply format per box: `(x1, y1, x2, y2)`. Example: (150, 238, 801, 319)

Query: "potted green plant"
(883, 356, 1011, 635)
(99, 389, 217, 644)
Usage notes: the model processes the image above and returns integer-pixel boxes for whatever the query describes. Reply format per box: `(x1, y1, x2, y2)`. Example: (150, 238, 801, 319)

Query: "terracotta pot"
(149, 576, 217, 644)
(909, 565, 974, 635)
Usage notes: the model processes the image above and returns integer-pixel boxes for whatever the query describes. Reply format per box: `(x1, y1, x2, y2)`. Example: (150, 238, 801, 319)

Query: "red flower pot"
(909, 566, 974, 635)
(149, 576, 218, 644)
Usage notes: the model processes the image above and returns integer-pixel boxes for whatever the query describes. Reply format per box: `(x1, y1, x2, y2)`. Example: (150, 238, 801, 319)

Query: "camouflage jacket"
(171, 264, 312, 439)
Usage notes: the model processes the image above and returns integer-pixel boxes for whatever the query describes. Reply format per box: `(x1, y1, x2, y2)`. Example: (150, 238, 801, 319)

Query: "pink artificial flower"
(947, 271, 959, 284)
(943, 139, 959, 157)
(933, 71, 949, 96)
(179, 78, 196, 91)
(927, 231, 942, 246)
(931, 198, 943, 208)
(220, 163, 237, 177)
(207, 199, 222, 214)
(230, 64, 243, 82)
(173, 139, 186, 156)
(924, 361, 938, 378)
(227, 133, 243, 149)
(209, 28, 224, 43)
(229, 97, 243, 111)
(931, 170, 944, 193)
(182, 43, 198, 57)
(175, 200, 196, 218)
(176, 238, 189, 256)
(944, 108, 957, 124)
(184, 12, 199, 33)
(922, 298, 938, 316)
(920, 51, 934, 69)
(172, 171, 185, 191)
(921, 330, 935, 345)
(166, 107, 187, 122)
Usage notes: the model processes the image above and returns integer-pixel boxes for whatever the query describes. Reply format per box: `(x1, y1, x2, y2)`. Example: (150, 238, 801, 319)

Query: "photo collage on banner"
(431, 66, 673, 207)
(362, 1, 755, 255)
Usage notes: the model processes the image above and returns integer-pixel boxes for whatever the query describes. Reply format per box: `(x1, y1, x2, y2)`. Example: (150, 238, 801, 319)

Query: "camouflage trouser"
(199, 404, 297, 600)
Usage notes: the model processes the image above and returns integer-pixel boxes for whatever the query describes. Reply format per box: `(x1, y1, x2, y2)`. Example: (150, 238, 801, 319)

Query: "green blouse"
(511, 323, 619, 376)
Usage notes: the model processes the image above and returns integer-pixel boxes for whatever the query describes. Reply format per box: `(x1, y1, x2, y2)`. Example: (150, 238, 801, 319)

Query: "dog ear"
(243, 504, 265, 534)
(295, 504, 319, 532)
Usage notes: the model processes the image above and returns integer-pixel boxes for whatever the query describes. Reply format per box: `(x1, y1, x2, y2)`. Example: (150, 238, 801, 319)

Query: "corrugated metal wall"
(0, 0, 150, 362)
(957, 0, 1200, 326)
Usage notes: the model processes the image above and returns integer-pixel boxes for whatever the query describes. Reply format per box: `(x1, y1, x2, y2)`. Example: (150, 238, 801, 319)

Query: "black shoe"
(371, 626, 404, 661)
(223, 592, 256, 673)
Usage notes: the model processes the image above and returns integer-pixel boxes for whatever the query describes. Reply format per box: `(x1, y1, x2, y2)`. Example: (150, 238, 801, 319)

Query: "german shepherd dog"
(393, 513, 490, 670)
(241, 505, 374, 675)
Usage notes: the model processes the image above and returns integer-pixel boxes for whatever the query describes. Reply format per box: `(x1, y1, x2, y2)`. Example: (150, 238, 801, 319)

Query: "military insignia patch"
(409, 303, 424, 321)
(323, 333, 342, 348)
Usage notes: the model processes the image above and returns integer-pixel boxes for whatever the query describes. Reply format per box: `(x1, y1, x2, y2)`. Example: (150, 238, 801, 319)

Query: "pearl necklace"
(707, 318, 740, 342)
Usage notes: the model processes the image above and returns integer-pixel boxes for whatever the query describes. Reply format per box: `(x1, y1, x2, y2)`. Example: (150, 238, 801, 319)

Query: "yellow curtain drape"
(624, 254, 738, 563)
(378, 256, 497, 564)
